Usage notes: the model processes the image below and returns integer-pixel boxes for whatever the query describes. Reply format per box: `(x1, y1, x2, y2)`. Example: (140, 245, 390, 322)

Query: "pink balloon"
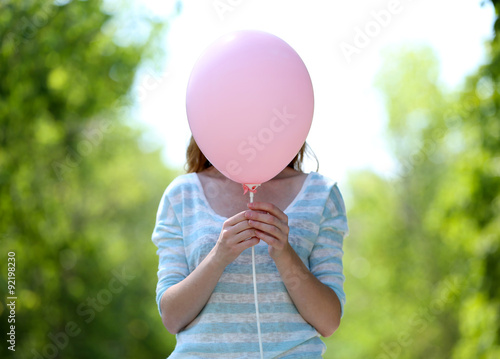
(186, 30, 314, 185)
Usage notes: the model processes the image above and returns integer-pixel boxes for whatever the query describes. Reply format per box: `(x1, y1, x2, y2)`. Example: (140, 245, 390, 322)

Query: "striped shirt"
(152, 171, 348, 358)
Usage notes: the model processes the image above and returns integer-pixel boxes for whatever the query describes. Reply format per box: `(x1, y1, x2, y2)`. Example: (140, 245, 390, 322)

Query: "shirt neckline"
(193, 172, 313, 220)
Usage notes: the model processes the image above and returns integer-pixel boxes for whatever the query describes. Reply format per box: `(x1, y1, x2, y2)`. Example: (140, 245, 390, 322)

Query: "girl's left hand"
(245, 202, 292, 260)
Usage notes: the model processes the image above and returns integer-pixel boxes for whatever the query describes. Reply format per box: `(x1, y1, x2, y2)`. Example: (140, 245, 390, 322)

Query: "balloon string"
(250, 192, 264, 359)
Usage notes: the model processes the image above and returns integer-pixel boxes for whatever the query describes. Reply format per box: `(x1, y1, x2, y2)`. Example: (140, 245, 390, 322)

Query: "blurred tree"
(326, 45, 461, 359)
(445, 0, 500, 356)
(0, 0, 179, 358)
(324, 1, 499, 358)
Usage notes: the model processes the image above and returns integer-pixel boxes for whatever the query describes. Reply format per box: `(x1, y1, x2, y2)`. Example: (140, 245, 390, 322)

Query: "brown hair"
(185, 136, 318, 173)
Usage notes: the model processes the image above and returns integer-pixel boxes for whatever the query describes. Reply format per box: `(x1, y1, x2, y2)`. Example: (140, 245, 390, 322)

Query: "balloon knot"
(243, 184, 260, 195)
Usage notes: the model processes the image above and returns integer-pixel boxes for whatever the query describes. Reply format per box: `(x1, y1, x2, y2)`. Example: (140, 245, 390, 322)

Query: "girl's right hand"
(212, 211, 260, 267)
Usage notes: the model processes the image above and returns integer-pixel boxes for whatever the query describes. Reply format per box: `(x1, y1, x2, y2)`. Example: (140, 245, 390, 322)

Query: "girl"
(152, 138, 348, 358)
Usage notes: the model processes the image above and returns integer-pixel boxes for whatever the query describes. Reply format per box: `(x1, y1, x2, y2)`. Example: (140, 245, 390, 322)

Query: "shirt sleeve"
(151, 191, 189, 317)
(309, 184, 349, 318)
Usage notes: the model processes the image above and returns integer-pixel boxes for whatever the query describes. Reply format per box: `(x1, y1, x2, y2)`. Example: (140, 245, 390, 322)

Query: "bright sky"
(133, 0, 496, 185)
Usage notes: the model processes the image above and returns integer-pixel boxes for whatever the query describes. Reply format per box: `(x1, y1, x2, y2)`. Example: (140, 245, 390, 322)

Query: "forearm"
(160, 249, 226, 334)
(160, 209, 261, 334)
(275, 247, 342, 337)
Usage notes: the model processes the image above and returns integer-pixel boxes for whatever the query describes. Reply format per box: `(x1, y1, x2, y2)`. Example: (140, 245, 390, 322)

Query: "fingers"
(252, 229, 281, 249)
(247, 202, 288, 223)
(222, 218, 258, 243)
(219, 203, 290, 257)
(224, 210, 249, 227)
(233, 228, 259, 243)
(244, 203, 290, 258)
(231, 219, 253, 234)
(247, 219, 284, 239)
(236, 237, 260, 251)
(244, 208, 289, 236)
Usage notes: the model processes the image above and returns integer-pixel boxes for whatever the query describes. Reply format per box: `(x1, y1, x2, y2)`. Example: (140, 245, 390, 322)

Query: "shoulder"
(163, 173, 200, 199)
(156, 173, 203, 222)
(307, 172, 342, 197)
(308, 171, 337, 188)
(307, 172, 347, 214)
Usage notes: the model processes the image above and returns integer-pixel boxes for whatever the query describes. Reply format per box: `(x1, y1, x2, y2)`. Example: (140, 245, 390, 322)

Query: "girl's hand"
(212, 211, 260, 267)
(245, 202, 292, 260)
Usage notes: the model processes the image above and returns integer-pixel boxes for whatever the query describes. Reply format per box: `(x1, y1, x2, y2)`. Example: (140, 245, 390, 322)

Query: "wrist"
(208, 245, 231, 271)
(274, 245, 311, 291)
(272, 242, 295, 267)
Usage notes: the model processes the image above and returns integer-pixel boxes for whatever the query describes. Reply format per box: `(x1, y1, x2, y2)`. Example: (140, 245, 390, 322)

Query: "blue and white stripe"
(152, 172, 348, 358)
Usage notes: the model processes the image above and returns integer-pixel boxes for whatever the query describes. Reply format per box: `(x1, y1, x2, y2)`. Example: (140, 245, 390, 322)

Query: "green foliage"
(0, 1, 178, 358)
(324, 1, 500, 358)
